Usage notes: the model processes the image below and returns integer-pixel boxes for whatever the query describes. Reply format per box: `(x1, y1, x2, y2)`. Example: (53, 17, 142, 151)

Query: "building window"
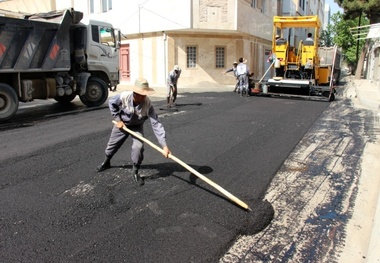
(299, 0, 305, 10)
(89, 0, 94, 14)
(262, 0, 266, 13)
(215, 47, 225, 68)
(252, 0, 264, 12)
(91, 25, 99, 42)
(102, 0, 107, 12)
(100, 27, 116, 47)
(186, 46, 197, 68)
(91, 25, 116, 47)
(102, 0, 112, 12)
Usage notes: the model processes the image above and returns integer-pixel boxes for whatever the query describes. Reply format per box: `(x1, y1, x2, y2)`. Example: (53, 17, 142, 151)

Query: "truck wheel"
(79, 77, 109, 107)
(54, 93, 77, 103)
(0, 83, 19, 121)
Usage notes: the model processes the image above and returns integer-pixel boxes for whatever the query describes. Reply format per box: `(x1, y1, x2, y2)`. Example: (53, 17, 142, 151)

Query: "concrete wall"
(115, 0, 275, 88)
(125, 33, 167, 87)
(367, 42, 380, 89)
(193, 0, 236, 30)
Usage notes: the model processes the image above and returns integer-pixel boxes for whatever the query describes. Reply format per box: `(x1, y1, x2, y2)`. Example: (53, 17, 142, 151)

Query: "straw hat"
(132, 78, 155, 96)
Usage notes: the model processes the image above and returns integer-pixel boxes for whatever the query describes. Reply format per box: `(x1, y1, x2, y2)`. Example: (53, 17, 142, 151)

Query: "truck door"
(87, 24, 119, 82)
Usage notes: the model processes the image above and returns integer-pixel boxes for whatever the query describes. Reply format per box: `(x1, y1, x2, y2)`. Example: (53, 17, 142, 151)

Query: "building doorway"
(120, 44, 130, 82)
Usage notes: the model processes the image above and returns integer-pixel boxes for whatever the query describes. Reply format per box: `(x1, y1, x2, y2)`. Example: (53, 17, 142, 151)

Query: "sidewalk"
(348, 77, 380, 112)
(344, 76, 380, 263)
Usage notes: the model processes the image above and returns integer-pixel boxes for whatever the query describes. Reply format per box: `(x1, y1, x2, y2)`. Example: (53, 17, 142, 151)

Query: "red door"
(119, 44, 130, 82)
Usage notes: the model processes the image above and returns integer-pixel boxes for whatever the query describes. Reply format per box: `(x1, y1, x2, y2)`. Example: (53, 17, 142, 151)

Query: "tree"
(329, 12, 368, 71)
(335, 0, 380, 79)
(335, 0, 380, 24)
(320, 24, 333, 47)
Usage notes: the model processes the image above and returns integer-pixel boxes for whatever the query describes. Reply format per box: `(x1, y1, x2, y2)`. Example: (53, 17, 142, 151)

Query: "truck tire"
(54, 93, 77, 103)
(0, 83, 19, 121)
(79, 77, 109, 107)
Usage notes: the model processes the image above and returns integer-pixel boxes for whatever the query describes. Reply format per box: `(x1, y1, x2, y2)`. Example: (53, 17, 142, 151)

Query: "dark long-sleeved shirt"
(225, 67, 237, 77)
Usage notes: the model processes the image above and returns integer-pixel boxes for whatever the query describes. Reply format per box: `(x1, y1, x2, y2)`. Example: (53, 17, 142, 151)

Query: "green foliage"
(335, 0, 380, 24)
(320, 24, 334, 47)
(329, 12, 369, 67)
(334, 0, 377, 77)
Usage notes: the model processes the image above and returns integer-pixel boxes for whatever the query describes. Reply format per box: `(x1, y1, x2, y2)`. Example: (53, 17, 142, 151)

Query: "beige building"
(0, 0, 55, 13)
(80, 0, 279, 88)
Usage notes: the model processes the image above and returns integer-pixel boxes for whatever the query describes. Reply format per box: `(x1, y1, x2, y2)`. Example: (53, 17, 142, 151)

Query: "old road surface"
(0, 83, 375, 262)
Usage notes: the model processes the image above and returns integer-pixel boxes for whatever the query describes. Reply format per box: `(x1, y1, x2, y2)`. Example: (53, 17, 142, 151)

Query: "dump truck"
(0, 8, 120, 121)
(318, 46, 341, 85)
(258, 16, 339, 101)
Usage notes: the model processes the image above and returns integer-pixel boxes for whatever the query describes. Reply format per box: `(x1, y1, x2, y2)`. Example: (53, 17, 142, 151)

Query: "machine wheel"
(0, 83, 19, 121)
(54, 93, 77, 103)
(79, 77, 109, 107)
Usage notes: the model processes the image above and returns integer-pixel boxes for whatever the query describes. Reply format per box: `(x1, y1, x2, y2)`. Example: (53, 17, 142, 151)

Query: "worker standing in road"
(236, 57, 250, 96)
(223, 61, 239, 93)
(167, 65, 181, 108)
(96, 78, 171, 186)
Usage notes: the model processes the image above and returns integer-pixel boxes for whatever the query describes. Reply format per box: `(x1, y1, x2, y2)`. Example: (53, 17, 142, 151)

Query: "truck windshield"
(99, 27, 116, 47)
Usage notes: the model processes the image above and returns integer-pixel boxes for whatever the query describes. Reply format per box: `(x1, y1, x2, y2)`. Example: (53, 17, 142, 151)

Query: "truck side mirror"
(117, 30, 121, 49)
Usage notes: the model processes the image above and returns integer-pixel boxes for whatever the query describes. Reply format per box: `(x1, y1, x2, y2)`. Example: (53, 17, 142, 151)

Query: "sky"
(325, 0, 343, 15)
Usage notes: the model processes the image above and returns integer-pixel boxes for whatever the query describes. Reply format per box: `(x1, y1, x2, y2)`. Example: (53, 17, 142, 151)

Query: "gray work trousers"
(104, 124, 144, 166)
(167, 84, 177, 101)
(238, 74, 248, 93)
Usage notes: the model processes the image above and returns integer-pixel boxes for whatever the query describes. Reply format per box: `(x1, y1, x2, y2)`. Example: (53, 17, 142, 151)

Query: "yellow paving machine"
(260, 16, 340, 101)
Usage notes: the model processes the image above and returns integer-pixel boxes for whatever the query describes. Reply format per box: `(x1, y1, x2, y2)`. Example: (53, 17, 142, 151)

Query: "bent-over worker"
(96, 78, 171, 186)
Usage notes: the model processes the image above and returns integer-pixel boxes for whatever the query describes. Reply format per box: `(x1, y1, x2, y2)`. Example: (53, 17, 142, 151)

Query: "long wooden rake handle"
(112, 121, 251, 211)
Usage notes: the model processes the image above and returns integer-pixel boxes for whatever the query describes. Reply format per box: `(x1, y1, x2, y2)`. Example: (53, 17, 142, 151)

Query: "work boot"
(96, 156, 111, 172)
(132, 164, 144, 186)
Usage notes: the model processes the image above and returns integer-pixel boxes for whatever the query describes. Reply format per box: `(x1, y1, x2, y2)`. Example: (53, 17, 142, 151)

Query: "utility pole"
(356, 11, 362, 62)
(138, 4, 141, 33)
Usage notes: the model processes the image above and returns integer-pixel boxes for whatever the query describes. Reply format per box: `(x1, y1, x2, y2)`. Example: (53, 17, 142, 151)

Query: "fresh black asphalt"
(0, 91, 329, 262)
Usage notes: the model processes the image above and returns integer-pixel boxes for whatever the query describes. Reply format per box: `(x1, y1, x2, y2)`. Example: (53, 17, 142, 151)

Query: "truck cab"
(0, 9, 121, 121)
